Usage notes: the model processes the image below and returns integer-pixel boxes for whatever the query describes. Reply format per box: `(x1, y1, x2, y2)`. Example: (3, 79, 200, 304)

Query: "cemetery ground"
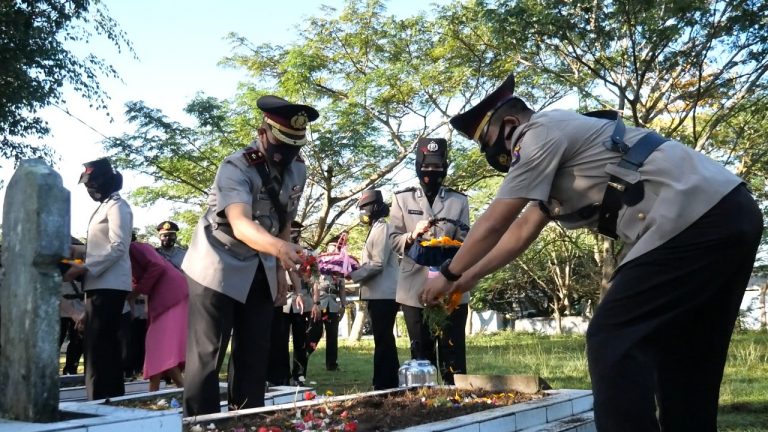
(58, 330, 768, 430)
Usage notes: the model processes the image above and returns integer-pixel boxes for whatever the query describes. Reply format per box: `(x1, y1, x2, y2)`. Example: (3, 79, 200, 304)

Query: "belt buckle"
(608, 181, 626, 192)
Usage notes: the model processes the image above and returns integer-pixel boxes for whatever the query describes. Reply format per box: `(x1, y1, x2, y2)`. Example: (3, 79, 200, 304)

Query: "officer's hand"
(411, 220, 431, 239)
(296, 296, 305, 314)
(311, 304, 321, 321)
(277, 241, 305, 271)
(275, 272, 290, 306)
(420, 275, 452, 306)
(63, 263, 87, 283)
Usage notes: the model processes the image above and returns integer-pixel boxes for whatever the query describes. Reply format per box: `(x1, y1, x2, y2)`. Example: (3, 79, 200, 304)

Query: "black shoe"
(326, 364, 340, 371)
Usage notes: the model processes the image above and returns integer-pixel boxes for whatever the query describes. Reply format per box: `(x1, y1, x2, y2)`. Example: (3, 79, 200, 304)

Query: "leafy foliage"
(0, 0, 132, 169)
(471, 223, 601, 324)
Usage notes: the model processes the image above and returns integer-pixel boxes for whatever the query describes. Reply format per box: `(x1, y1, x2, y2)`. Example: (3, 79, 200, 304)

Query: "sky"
(0, 0, 448, 237)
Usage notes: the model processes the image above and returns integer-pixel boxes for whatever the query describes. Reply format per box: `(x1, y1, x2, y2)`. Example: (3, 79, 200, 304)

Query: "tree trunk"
(600, 238, 616, 301)
(760, 283, 767, 330)
(465, 302, 473, 335)
(348, 300, 368, 341)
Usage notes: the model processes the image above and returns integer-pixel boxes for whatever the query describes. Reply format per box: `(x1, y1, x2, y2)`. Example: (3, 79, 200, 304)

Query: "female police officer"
(422, 73, 763, 431)
(181, 96, 318, 416)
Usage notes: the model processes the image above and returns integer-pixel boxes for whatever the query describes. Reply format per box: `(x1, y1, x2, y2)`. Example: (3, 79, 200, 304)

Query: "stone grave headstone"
(0, 159, 70, 422)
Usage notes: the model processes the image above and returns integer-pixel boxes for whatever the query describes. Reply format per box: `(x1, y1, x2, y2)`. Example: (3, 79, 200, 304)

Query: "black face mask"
(417, 170, 444, 196)
(85, 175, 116, 202)
(483, 126, 517, 173)
(266, 141, 301, 167)
(160, 234, 177, 249)
(359, 203, 389, 225)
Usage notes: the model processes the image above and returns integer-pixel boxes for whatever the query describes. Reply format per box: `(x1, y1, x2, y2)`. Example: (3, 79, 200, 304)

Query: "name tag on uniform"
(408, 209, 424, 215)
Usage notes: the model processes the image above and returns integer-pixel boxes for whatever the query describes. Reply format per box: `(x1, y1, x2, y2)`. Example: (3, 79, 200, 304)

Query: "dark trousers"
(266, 308, 290, 385)
(307, 310, 340, 369)
(84, 289, 128, 400)
(118, 311, 132, 377)
(368, 299, 400, 389)
(587, 184, 763, 432)
(59, 317, 83, 375)
(289, 312, 311, 381)
(183, 268, 274, 417)
(127, 317, 147, 376)
(401, 303, 467, 385)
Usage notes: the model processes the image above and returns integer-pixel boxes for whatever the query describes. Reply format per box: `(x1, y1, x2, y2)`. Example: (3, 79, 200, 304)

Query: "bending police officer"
(422, 72, 763, 432)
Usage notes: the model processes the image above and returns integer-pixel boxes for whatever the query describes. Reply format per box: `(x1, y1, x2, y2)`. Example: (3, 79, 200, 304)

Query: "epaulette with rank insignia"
(243, 148, 265, 166)
(295, 153, 305, 163)
(394, 186, 417, 194)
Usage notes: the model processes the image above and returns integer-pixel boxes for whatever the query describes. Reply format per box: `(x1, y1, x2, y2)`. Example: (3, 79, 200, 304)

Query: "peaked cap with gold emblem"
(156, 220, 180, 234)
(257, 95, 319, 146)
(449, 73, 516, 146)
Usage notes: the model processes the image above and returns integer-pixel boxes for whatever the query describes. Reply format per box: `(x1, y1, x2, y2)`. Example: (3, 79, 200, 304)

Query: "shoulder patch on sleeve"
(243, 148, 265, 166)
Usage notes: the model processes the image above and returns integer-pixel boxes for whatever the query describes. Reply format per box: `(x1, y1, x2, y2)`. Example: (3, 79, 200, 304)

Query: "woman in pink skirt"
(129, 239, 188, 391)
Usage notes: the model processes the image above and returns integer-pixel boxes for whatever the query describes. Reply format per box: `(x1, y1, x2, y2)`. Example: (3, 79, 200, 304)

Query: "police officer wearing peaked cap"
(349, 189, 401, 389)
(389, 137, 471, 384)
(155, 220, 186, 269)
(421, 72, 763, 431)
(182, 95, 318, 416)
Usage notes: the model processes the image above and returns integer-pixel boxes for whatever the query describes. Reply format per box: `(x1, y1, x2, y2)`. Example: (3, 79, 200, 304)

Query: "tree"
(0, 0, 132, 171)
(481, 0, 768, 295)
(106, 0, 546, 248)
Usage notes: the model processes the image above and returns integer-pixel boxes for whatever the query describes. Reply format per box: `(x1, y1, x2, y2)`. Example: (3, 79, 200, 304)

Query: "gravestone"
(0, 159, 70, 422)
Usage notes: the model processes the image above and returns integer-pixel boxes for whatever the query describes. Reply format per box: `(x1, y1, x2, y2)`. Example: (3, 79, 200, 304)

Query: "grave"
(0, 160, 70, 423)
(182, 387, 596, 432)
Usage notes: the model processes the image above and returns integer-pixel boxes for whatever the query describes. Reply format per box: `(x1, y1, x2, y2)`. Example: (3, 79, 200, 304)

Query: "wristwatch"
(314, 301, 321, 306)
(439, 259, 462, 282)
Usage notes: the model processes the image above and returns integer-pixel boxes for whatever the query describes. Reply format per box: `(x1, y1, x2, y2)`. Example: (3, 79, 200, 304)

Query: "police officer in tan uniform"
(389, 138, 470, 384)
(284, 221, 313, 385)
(181, 96, 318, 416)
(64, 157, 133, 400)
(349, 190, 400, 389)
(422, 72, 763, 432)
(307, 240, 347, 371)
(155, 221, 186, 269)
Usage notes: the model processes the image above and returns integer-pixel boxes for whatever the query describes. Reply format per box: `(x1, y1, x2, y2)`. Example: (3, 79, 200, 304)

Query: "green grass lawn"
(297, 330, 768, 431)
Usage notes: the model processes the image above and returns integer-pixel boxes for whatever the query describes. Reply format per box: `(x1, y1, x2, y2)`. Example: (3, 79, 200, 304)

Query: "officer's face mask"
(159, 233, 177, 248)
(266, 141, 301, 167)
(359, 207, 373, 226)
(482, 123, 517, 173)
(416, 163, 446, 197)
(84, 176, 115, 202)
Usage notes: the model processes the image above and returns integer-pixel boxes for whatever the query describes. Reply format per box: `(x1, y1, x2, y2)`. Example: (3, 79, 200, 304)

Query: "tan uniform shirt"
(389, 186, 471, 308)
(314, 274, 345, 313)
(496, 109, 743, 265)
(182, 139, 306, 303)
(82, 193, 133, 292)
(156, 246, 186, 270)
(350, 219, 399, 300)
